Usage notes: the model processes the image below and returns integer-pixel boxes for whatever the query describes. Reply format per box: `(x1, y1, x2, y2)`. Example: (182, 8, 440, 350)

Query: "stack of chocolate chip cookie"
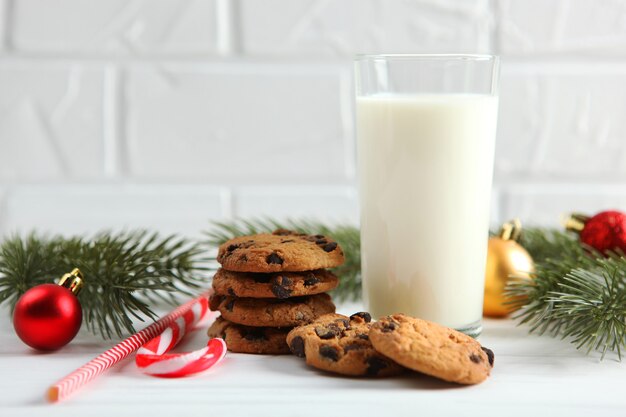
(207, 229, 345, 354)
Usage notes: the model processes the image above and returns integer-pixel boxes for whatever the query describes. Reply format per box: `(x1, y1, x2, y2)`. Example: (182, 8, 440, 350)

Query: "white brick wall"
(496, 62, 626, 180)
(1, 0, 625, 236)
(498, 0, 626, 56)
(233, 186, 359, 223)
(0, 62, 107, 180)
(1, 184, 226, 237)
(12, 0, 218, 55)
(239, 0, 493, 57)
(125, 63, 351, 180)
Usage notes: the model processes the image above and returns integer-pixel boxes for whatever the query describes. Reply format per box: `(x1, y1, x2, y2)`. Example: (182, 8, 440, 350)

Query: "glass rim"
(354, 53, 498, 62)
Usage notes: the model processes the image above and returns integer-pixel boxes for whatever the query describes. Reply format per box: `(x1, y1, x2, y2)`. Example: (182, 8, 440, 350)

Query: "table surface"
(1, 302, 624, 417)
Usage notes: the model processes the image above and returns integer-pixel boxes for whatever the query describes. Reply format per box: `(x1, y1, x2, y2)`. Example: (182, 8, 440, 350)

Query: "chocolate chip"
(277, 274, 293, 285)
(266, 252, 284, 265)
(366, 357, 389, 376)
(226, 244, 239, 252)
(227, 287, 236, 297)
(271, 275, 293, 299)
(356, 333, 369, 340)
(315, 324, 341, 339)
(225, 299, 235, 312)
(319, 345, 339, 361)
(381, 321, 398, 332)
(281, 239, 295, 243)
(469, 353, 482, 364)
(273, 229, 294, 236)
(315, 239, 327, 245)
(270, 286, 292, 298)
(303, 273, 320, 286)
(481, 347, 495, 367)
(290, 336, 305, 357)
(343, 343, 366, 353)
(239, 254, 248, 262)
(322, 242, 337, 252)
(242, 328, 268, 341)
(350, 312, 372, 323)
(314, 234, 325, 239)
(338, 319, 351, 329)
(252, 273, 271, 284)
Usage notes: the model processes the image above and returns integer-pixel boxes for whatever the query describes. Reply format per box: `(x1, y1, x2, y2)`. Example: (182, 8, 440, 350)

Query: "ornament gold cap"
(58, 268, 83, 296)
(563, 213, 590, 233)
(499, 218, 522, 241)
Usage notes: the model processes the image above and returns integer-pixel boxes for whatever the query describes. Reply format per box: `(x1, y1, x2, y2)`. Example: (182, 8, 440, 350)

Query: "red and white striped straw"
(47, 290, 212, 403)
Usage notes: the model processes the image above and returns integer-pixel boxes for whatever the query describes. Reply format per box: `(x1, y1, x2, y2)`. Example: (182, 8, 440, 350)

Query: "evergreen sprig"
(0, 231, 209, 339)
(507, 228, 626, 359)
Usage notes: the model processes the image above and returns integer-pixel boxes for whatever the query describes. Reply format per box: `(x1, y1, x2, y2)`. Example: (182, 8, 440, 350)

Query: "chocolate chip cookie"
(286, 312, 404, 377)
(369, 314, 494, 384)
(208, 317, 291, 355)
(212, 268, 339, 299)
(209, 293, 336, 327)
(217, 230, 345, 273)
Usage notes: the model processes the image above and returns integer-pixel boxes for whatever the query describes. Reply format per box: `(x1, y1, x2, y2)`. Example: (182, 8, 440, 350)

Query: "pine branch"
(518, 228, 584, 263)
(550, 262, 626, 359)
(505, 228, 588, 335)
(205, 218, 361, 301)
(0, 231, 209, 339)
(507, 228, 626, 359)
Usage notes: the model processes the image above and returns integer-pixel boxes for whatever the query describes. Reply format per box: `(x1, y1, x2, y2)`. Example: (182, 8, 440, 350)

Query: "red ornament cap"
(566, 210, 626, 253)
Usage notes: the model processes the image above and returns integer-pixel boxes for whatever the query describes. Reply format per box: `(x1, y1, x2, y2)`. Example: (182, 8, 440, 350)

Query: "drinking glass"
(354, 54, 499, 337)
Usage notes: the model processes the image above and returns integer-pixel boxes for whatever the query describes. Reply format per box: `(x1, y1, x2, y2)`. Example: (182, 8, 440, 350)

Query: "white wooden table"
(1, 303, 624, 417)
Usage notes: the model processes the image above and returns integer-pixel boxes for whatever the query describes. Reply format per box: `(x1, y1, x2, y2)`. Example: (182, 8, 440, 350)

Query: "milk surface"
(356, 94, 498, 329)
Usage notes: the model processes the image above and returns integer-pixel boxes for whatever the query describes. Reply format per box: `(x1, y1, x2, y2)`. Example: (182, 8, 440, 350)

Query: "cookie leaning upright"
(369, 314, 494, 385)
(217, 229, 345, 273)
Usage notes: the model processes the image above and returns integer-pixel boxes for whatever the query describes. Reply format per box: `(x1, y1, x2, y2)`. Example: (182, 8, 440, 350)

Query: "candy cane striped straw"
(47, 290, 213, 403)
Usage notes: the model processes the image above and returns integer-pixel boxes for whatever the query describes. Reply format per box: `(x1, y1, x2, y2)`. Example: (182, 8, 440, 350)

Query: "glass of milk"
(354, 54, 499, 337)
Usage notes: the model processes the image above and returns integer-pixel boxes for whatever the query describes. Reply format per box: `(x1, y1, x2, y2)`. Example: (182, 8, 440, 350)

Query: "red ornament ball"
(580, 210, 626, 253)
(13, 284, 82, 351)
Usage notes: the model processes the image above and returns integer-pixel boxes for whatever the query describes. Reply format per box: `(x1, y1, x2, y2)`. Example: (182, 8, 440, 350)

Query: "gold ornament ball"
(483, 221, 534, 318)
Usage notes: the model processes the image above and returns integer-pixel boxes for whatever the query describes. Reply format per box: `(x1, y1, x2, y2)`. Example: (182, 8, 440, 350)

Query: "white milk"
(356, 94, 498, 329)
